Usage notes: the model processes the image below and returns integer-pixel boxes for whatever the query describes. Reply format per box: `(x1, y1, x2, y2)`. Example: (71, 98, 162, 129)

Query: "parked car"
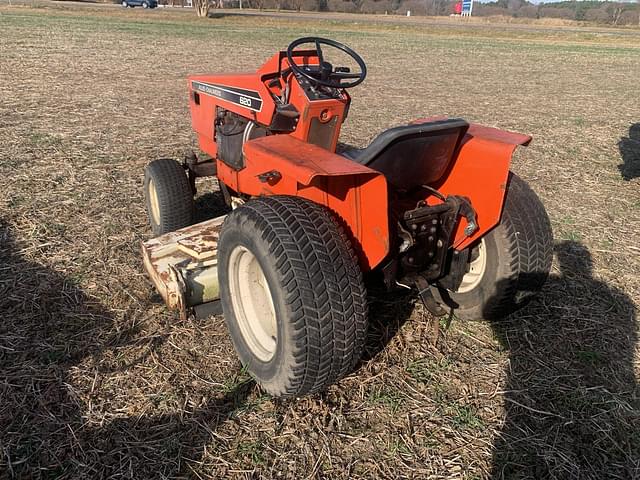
(121, 0, 158, 8)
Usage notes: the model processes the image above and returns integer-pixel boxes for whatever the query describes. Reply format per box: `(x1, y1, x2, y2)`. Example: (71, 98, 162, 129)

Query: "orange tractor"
(142, 38, 553, 397)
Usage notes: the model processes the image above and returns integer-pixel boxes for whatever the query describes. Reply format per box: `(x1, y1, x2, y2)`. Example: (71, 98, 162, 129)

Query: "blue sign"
(462, 0, 473, 15)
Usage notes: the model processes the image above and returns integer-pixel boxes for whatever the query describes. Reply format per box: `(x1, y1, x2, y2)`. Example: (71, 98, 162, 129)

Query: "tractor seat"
(341, 118, 469, 190)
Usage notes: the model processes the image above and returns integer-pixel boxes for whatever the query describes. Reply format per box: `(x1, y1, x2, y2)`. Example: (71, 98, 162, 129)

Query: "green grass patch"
(406, 357, 453, 384)
(576, 349, 603, 366)
(236, 439, 265, 464)
(448, 402, 484, 430)
(367, 387, 405, 413)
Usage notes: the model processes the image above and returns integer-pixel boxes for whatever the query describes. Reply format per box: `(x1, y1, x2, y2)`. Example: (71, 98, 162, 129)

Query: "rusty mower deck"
(141, 215, 225, 320)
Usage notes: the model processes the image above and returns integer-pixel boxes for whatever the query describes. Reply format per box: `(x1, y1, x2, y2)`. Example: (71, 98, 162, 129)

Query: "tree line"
(178, 0, 640, 26)
(476, 0, 640, 25)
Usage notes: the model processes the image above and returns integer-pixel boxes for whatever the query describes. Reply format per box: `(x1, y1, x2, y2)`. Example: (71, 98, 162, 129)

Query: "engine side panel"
(188, 73, 277, 158)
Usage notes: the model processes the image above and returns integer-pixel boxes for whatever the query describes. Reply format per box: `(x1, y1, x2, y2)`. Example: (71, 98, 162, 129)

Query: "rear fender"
(431, 123, 532, 250)
(217, 135, 389, 270)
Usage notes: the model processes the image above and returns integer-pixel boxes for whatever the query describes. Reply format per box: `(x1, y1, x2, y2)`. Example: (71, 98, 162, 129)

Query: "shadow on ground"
(363, 284, 416, 362)
(81, 378, 255, 478)
(489, 241, 639, 479)
(207, 10, 247, 19)
(618, 123, 640, 181)
(193, 190, 230, 224)
(0, 220, 122, 477)
(0, 220, 253, 478)
(4, 212, 638, 477)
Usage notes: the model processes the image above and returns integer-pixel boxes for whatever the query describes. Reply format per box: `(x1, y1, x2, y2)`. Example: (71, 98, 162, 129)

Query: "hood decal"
(191, 81, 263, 112)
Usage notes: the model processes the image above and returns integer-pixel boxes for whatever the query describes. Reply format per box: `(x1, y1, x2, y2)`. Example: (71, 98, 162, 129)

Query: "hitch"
(413, 275, 453, 345)
(401, 194, 477, 281)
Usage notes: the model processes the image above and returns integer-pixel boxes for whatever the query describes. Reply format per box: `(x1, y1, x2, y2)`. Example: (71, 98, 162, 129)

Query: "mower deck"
(141, 215, 226, 320)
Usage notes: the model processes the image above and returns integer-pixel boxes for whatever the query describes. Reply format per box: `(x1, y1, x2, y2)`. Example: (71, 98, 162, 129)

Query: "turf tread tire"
(144, 159, 193, 236)
(449, 172, 553, 320)
(218, 196, 368, 398)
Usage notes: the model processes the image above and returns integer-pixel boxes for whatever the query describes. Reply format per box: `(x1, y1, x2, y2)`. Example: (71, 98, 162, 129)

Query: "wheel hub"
(457, 239, 487, 293)
(228, 246, 277, 362)
(148, 179, 160, 225)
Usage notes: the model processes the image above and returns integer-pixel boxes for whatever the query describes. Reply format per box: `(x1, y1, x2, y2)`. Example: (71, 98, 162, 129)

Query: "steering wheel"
(286, 37, 367, 89)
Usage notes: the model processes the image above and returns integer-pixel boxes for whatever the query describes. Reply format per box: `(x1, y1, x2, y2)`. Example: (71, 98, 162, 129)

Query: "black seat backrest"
(357, 118, 469, 190)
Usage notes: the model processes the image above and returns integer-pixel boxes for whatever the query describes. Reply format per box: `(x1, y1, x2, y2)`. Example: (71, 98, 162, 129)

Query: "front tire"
(218, 196, 368, 398)
(143, 159, 194, 236)
(447, 172, 553, 320)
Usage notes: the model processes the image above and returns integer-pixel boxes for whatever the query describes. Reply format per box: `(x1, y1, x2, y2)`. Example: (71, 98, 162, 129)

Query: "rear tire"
(447, 172, 553, 320)
(143, 159, 194, 236)
(218, 196, 368, 398)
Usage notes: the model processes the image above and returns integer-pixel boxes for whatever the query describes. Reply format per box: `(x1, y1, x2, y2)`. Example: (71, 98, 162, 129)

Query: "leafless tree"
(193, 0, 210, 17)
(606, 3, 623, 25)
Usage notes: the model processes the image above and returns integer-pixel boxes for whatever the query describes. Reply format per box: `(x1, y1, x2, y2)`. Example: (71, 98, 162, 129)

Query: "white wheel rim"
(148, 179, 160, 225)
(228, 246, 277, 362)
(457, 239, 487, 293)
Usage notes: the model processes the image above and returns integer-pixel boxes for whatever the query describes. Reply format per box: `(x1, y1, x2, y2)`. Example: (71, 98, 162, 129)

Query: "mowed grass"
(1, 4, 639, 479)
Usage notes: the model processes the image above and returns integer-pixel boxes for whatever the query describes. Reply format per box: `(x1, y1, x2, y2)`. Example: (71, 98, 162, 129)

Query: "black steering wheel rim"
(286, 37, 367, 89)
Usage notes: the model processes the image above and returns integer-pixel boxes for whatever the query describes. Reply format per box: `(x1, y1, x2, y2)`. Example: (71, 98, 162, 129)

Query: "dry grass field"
(1, 3, 639, 479)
